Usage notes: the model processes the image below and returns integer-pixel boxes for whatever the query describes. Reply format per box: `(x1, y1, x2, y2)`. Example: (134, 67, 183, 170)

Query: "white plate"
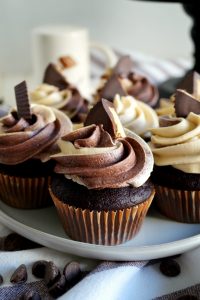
(0, 201, 200, 261)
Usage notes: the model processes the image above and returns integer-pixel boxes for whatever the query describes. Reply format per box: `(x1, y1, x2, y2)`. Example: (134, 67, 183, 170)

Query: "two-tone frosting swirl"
(30, 84, 89, 123)
(52, 124, 153, 189)
(149, 112, 200, 173)
(0, 104, 72, 164)
(113, 94, 158, 138)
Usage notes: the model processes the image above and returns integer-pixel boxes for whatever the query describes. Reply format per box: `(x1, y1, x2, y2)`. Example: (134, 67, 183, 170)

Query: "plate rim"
(0, 208, 200, 260)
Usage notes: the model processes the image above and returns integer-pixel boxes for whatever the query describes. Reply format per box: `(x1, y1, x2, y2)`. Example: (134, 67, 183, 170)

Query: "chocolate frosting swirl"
(0, 104, 72, 165)
(52, 125, 153, 189)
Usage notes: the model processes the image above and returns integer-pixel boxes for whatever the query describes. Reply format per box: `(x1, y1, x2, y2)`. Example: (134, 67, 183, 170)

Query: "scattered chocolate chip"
(0, 233, 41, 251)
(14, 81, 31, 120)
(44, 261, 61, 288)
(20, 290, 41, 300)
(48, 274, 67, 298)
(32, 260, 48, 278)
(176, 295, 198, 300)
(159, 258, 181, 277)
(63, 261, 82, 286)
(0, 274, 3, 285)
(10, 264, 28, 284)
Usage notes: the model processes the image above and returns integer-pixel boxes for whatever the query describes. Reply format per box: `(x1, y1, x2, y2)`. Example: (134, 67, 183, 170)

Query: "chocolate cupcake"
(31, 63, 90, 125)
(94, 55, 159, 107)
(0, 81, 72, 209)
(49, 98, 154, 245)
(149, 89, 200, 223)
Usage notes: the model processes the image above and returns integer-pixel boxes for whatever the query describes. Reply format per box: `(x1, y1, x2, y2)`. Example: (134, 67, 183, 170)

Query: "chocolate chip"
(32, 260, 48, 278)
(0, 274, 3, 285)
(44, 261, 61, 287)
(48, 275, 67, 298)
(0, 233, 40, 251)
(176, 295, 198, 300)
(159, 258, 181, 277)
(20, 290, 41, 300)
(63, 261, 82, 286)
(10, 264, 28, 284)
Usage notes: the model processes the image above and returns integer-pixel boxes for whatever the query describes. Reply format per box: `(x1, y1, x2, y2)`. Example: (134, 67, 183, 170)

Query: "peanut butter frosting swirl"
(30, 84, 89, 123)
(0, 104, 72, 165)
(113, 94, 158, 138)
(149, 112, 200, 173)
(52, 124, 153, 189)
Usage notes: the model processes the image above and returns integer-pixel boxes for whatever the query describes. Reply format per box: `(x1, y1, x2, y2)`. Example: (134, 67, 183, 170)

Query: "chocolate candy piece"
(10, 264, 28, 284)
(84, 98, 125, 139)
(0, 274, 3, 285)
(176, 296, 198, 300)
(159, 258, 181, 277)
(99, 75, 127, 101)
(14, 81, 31, 120)
(174, 89, 200, 117)
(20, 290, 41, 300)
(48, 275, 67, 298)
(177, 71, 200, 96)
(113, 55, 133, 76)
(32, 260, 48, 278)
(159, 116, 180, 127)
(63, 261, 82, 286)
(44, 261, 61, 287)
(43, 63, 69, 90)
(0, 233, 40, 251)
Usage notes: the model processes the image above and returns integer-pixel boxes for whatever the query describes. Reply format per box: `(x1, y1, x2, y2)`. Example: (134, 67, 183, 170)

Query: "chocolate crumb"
(32, 260, 48, 278)
(0, 274, 3, 285)
(20, 290, 41, 300)
(10, 264, 28, 284)
(48, 274, 67, 298)
(44, 261, 61, 288)
(159, 258, 181, 277)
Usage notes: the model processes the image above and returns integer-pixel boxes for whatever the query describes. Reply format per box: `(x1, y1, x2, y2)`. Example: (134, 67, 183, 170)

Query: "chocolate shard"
(99, 75, 127, 101)
(10, 264, 28, 284)
(43, 63, 69, 90)
(14, 81, 31, 120)
(177, 71, 200, 96)
(174, 89, 200, 117)
(159, 116, 180, 127)
(84, 98, 125, 139)
(113, 55, 133, 76)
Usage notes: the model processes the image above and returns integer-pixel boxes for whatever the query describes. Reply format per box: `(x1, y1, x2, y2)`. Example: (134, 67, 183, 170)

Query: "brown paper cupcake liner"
(0, 173, 52, 209)
(155, 185, 200, 223)
(49, 188, 155, 245)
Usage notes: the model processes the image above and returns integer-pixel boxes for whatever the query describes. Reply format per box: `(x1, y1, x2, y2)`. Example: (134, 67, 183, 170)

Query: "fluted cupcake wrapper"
(155, 185, 200, 223)
(0, 173, 52, 209)
(49, 188, 155, 245)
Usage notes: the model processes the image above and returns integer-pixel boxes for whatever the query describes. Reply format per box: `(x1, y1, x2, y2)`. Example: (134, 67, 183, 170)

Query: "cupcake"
(113, 94, 158, 139)
(149, 89, 200, 223)
(0, 81, 72, 209)
(94, 55, 159, 107)
(49, 98, 155, 245)
(31, 63, 90, 125)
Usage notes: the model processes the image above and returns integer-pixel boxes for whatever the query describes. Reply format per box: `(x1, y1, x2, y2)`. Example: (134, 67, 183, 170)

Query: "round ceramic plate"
(0, 201, 200, 261)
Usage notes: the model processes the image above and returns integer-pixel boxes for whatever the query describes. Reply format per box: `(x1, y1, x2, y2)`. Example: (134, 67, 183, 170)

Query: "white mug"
(32, 25, 117, 97)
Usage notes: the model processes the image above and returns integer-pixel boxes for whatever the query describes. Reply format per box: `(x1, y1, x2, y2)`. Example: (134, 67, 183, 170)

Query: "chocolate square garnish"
(14, 81, 31, 120)
(175, 89, 200, 117)
(43, 63, 69, 90)
(99, 75, 127, 101)
(177, 71, 200, 96)
(113, 55, 133, 76)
